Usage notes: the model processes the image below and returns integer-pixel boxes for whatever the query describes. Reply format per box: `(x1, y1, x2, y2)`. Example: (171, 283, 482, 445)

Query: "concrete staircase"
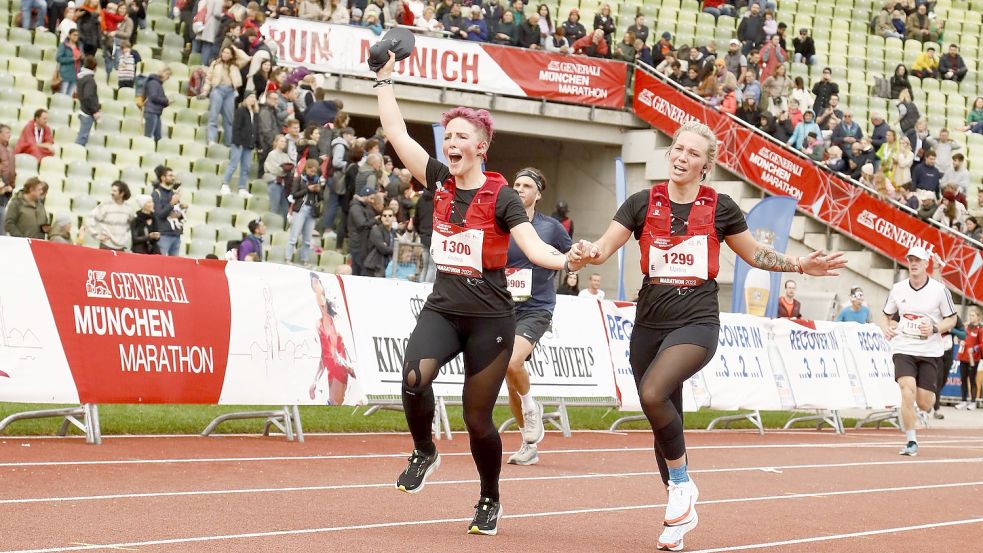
(620, 129, 900, 319)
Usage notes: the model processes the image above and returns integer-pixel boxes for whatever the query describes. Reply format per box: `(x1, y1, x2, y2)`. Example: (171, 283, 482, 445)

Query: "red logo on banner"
(31, 242, 232, 404)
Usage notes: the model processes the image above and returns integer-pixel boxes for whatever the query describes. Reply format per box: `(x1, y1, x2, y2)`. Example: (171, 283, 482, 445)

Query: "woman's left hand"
(800, 250, 847, 276)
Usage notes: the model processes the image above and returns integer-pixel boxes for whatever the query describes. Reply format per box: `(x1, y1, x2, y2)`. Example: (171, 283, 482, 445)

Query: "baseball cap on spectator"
(729, 39, 740, 46)
(359, 184, 376, 197)
(662, 32, 672, 40)
(351, 7, 363, 18)
(916, 190, 935, 202)
(906, 246, 930, 261)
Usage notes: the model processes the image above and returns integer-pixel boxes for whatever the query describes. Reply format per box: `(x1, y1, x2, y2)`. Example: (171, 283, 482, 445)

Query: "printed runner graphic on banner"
(770, 318, 857, 410)
(817, 321, 900, 409)
(631, 67, 983, 307)
(260, 18, 628, 108)
(696, 313, 782, 411)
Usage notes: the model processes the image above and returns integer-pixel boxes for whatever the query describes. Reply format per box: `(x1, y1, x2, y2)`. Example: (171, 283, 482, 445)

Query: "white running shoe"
(521, 401, 545, 444)
(507, 443, 539, 466)
(238, 188, 253, 198)
(969, 402, 978, 411)
(658, 479, 699, 551)
(220, 184, 231, 195)
(955, 401, 968, 410)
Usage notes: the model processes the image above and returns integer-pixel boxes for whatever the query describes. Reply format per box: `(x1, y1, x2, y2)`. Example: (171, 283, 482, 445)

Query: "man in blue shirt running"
(835, 286, 872, 323)
(504, 168, 573, 466)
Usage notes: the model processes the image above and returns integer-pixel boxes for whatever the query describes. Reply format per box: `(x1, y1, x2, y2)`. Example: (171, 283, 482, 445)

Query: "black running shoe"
(396, 449, 440, 494)
(468, 496, 503, 536)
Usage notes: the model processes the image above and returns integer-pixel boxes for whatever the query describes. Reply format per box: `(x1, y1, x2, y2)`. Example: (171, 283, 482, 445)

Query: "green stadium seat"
(246, 195, 269, 213)
(205, 207, 234, 226)
(189, 223, 218, 241)
(216, 225, 242, 242)
(262, 212, 285, 232)
(14, 153, 38, 172)
(218, 193, 246, 210)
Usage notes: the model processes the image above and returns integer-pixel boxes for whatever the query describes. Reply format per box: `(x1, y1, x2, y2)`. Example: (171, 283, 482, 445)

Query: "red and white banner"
(632, 68, 983, 306)
(261, 18, 628, 108)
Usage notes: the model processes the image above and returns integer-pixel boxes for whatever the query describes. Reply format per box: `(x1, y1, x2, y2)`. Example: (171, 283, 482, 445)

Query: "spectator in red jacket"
(777, 280, 803, 318)
(14, 109, 54, 162)
(572, 28, 608, 57)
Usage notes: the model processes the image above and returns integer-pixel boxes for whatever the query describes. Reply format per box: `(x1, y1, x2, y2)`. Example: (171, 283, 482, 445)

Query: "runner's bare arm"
(374, 52, 430, 184)
(725, 230, 847, 276)
(880, 311, 898, 340)
(570, 221, 633, 271)
(510, 222, 568, 271)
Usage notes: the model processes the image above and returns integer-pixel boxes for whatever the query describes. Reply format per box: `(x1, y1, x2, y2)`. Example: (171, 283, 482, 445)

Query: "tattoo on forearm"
(548, 248, 562, 256)
(752, 245, 798, 272)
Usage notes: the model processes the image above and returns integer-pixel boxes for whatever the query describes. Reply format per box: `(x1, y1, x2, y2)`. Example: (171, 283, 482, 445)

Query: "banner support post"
(201, 406, 304, 442)
(0, 405, 102, 445)
(707, 410, 764, 435)
(783, 409, 845, 434)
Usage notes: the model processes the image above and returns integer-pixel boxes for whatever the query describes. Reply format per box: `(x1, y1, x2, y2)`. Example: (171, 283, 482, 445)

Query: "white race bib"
(896, 313, 929, 340)
(432, 221, 484, 277)
(505, 268, 532, 302)
(648, 235, 709, 286)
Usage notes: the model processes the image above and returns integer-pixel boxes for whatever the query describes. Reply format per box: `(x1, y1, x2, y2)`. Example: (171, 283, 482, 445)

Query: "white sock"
(519, 392, 536, 412)
(906, 429, 916, 443)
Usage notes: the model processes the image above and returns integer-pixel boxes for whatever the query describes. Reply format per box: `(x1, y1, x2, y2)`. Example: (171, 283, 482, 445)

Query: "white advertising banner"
(820, 321, 901, 410)
(769, 318, 859, 410)
(696, 313, 783, 411)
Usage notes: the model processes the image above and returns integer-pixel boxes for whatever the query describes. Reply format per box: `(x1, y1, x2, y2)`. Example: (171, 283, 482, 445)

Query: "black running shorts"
(515, 309, 552, 345)
(893, 353, 942, 392)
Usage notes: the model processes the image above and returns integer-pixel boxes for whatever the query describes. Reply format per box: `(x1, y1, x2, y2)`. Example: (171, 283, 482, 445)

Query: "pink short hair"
(440, 107, 495, 144)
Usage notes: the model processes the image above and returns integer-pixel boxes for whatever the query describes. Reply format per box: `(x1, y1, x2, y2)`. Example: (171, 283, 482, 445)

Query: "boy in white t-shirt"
(578, 273, 605, 300)
(880, 246, 957, 457)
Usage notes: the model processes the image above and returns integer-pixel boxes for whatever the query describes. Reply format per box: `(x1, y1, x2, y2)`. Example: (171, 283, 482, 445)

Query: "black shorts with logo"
(893, 353, 942, 392)
(515, 309, 552, 345)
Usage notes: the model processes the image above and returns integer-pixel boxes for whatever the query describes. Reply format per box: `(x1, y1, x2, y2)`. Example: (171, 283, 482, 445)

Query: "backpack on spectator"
(327, 141, 349, 195)
(134, 74, 149, 109)
(187, 67, 208, 97)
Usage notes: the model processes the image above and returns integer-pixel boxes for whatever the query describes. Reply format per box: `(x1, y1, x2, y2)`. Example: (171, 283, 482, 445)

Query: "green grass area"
(0, 403, 858, 437)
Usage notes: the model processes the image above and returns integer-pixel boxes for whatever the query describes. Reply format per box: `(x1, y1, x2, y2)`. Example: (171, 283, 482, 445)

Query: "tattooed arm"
(725, 230, 847, 276)
(510, 221, 570, 271)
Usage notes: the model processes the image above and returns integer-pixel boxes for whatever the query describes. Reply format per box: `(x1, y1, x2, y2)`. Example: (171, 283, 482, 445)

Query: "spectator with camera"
(151, 166, 186, 256)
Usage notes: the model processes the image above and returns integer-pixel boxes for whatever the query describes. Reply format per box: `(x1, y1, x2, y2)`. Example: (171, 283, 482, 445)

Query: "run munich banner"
(631, 67, 983, 306)
(261, 17, 627, 108)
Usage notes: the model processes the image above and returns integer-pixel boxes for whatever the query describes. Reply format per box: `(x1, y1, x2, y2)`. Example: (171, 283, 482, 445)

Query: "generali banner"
(261, 17, 628, 108)
(632, 68, 983, 306)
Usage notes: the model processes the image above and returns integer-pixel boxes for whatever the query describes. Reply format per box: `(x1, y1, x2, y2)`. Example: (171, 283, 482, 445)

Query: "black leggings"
(630, 324, 719, 486)
(960, 361, 978, 402)
(402, 308, 514, 501)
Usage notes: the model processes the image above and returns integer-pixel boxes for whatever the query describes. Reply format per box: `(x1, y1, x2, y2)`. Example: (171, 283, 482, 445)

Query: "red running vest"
(639, 181, 720, 285)
(433, 172, 511, 270)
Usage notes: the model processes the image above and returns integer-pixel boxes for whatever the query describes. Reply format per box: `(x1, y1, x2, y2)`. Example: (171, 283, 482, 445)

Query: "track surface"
(2, 428, 982, 552)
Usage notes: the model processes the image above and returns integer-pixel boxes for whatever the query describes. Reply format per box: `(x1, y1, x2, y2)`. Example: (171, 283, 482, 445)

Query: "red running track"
(1, 428, 982, 552)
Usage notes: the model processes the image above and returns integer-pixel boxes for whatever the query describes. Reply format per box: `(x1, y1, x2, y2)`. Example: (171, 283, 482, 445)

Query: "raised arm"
(374, 52, 431, 185)
(724, 230, 846, 275)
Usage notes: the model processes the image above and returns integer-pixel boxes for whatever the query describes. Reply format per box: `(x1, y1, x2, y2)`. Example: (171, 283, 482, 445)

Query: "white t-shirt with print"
(579, 288, 606, 301)
(883, 277, 956, 358)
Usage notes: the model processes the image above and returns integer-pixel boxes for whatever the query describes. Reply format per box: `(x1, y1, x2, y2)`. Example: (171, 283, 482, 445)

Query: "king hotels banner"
(260, 18, 628, 108)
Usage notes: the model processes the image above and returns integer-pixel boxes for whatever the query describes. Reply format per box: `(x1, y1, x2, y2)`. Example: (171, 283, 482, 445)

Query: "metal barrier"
(0, 404, 102, 444)
(201, 406, 305, 442)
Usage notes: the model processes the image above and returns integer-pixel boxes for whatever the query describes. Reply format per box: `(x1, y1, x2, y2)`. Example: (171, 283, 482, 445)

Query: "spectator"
(199, 0, 228, 66)
(465, 5, 488, 41)
(482, 0, 504, 27)
(965, 217, 982, 242)
(284, 117, 303, 163)
(0, 125, 13, 233)
(696, 67, 718, 100)
(787, 98, 803, 128)
(652, 31, 673, 66)
(790, 77, 813, 116)
(612, 31, 636, 62)
(103, 2, 131, 78)
(332, 145, 363, 250)
(206, 47, 243, 147)
(736, 96, 762, 125)
(561, 8, 585, 47)
(633, 37, 652, 65)
(86, 180, 133, 251)
(322, 126, 355, 234)
(15, 109, 54, 162)
(70, 56, 100, 148)
(802, 132, 824, 161)
(130, 194, 161, 255)
(535, 4, 554, 40)
(679, 66, 700, 91)
(933, 189, 967, 229)
(365, 206, 396, 277)
(878, 129, 899, 183)
(737, 3, 765, 54)
(237, 218, 266, 261)
(21, 0, 48, 30)
(579, 273, 605, 300)
(898, 183, 919, 211)
(507, 0, 524, 26)
(906, 3, 938, 42)
(912, 149, 942, 197)
(896, 88, 920, 135)
(286, 159, 323, 265)
(761, 64, 791, 115)
(363, 12, 383, 34)
(56, 28, 82, 96)
(151, 166, 186, 256)
(491, 9, 519, 45)
(939, 44, 967, 82)
(777, 280, 801, 318)
(556, 271, 579, 295)
(627, 14, 649, 45)
(740, 71, 761, 104)
(787, 108, 821, 150)
(911, 46, 938, 79)
(255, 91, 280, 169)
(874, 4, 903, 39)
(263, 135, 293, 219)
(723, 39, 747, 82)
(222, 92, 259, 197)
(906, 117, 929, 164)
(115, 40, 141, 89)
(47, 214, 72, 244)
(4, 177, 48, 238)
(889, 63, 914, 100)
(297, 0, 321, 20)
(894, 136, 915, 189)
(720, 85, 739, 115)
(762, 10, 777, 39)
(442, 3, 467, 39)
(915, 189, 938, 221)
(811, 67, 839, 114)
(941, 153, 970, 200)
(835, 287, 872, 323)
(546, 26, 570, 54)
(847, 139, 877, 181)
(143, 67, 172, 143)
(75, 0, 100, 55)
(593, 3, 615, 48)
(411, 186, 434, 281)
(959, 97, 983, 133)
(702, 0, 736, 20)
(926, 129, 961, 176)
(791, 27, 816, 65)
(552, 199, 574, 238)
(57, 3, 77, 42)
(870, 112, 890, 150)
(348, 183, 381, 276)
(572, 28, 608, 58)
(303, 91, 338, 130)
(767, 111, 793, 142)
(831, 110, 863, 149)
(518, 13, 542, 49)
(815, 93, 842, 134)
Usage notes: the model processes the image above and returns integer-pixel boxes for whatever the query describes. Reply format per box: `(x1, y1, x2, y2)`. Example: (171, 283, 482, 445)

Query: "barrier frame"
(783, 409, 845, 434)
(0, 403, 102, 444)
(201, 405, 305, 442)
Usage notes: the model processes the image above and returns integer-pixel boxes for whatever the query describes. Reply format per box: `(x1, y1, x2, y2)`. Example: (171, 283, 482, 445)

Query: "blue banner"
(731, 196, 798, 318)
(615, 157, 627, 301)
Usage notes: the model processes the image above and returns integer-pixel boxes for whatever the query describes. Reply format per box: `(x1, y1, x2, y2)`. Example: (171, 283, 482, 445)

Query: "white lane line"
(686, 517, 983, 553)
(2, 480, 982, 553)
(3, 439, 983, 468)
(2, 457, 981, 506)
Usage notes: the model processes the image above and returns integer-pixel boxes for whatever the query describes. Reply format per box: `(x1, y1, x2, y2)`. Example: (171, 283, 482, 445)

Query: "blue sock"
(668, 464, 690, 484)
